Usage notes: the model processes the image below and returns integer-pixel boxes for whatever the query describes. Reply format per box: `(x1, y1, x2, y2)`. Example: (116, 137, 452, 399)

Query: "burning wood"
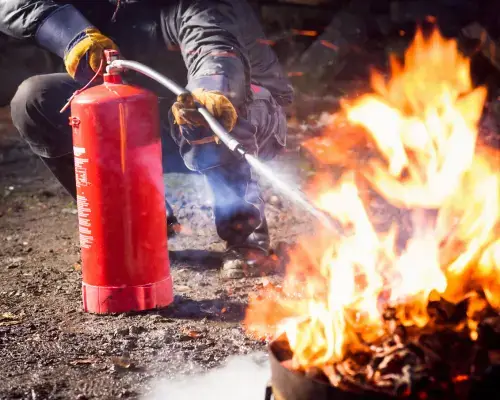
(325, 299, 498, 397)
(245, 26, 500, 400)
(272, 299, 500, 399)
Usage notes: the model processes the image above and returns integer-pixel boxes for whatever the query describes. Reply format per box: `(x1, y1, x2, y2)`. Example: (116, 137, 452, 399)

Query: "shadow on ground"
(169, 250, 223, 271)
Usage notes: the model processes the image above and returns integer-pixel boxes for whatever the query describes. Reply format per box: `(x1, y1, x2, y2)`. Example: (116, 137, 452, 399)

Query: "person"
(0, 0, 294, 278)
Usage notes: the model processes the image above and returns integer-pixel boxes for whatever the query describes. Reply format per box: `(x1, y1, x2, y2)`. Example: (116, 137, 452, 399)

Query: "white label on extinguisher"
(74, 148, 89, 188)
(73, 146, 93, 249)
(77, 194, 93, 249)
(73, 146, 86, 157)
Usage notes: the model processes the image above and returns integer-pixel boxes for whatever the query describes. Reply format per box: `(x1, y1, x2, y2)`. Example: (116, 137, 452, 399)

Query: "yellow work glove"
(171, 89, 238, 133)
(64, 28, 119, 80)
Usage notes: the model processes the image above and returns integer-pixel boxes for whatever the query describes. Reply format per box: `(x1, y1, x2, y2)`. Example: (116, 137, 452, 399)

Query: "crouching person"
(1, 0, 294, 278)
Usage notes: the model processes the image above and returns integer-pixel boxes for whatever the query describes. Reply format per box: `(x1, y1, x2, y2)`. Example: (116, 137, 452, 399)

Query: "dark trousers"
(10, 73, 273, 250)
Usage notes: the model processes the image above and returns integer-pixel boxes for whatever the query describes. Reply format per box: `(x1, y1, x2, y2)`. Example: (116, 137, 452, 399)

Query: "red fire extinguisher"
(69, 50, 173, 314)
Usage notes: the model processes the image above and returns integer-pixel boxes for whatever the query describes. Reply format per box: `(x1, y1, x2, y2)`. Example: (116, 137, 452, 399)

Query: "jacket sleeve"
(172, 0, 251, 109)
(0, 0, 60, 39)
(0, 1, 95, 59)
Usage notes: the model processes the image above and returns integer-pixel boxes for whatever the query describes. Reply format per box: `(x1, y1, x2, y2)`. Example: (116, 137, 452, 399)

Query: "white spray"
(144, 352, 270, 400)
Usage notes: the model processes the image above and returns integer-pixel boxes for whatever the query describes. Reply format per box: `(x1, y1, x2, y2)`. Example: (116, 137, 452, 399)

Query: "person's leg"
(213, 86, 286, 278)
(164, 182, 181, 236)
(204, 160, 270, 278)
(204, 160, 268, 248)
(10, 73, 81, 198)
(167, 102, 278, 278)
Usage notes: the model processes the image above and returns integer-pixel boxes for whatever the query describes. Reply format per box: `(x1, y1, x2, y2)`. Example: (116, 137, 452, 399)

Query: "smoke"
(144, 352, 270, 400)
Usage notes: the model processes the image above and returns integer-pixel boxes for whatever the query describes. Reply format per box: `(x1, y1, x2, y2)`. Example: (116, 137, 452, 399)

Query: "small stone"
(149, 340, 164, 349)
(121, 340, 136, 351)
(39, 190, 55, 198)
(118, 390, 136, 398)
(114, 327, 129, 337)
(129, 326, 144, 335)
(111, 356, 133, 370)
(176, 285, 191, 293)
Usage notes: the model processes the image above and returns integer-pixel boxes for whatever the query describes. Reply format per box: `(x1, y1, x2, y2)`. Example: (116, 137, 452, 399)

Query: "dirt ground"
(0, 106, 318, 399)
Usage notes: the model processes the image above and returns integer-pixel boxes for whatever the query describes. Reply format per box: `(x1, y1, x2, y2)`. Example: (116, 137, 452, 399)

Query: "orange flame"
(292, 29, 319, 37)
(245, 28, 499, 370)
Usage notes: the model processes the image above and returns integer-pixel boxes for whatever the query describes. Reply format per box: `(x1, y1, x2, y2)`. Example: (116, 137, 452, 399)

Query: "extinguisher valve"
(104, 49, 121, 65)
(103, 50, 123, 83)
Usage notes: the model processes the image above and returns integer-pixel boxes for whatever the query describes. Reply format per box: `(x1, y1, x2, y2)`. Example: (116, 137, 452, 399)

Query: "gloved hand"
(168, 90, 258, 172)
(171, 89, 238, 135)
(64, 28, 119, 81)
(35, 5, 118, 83)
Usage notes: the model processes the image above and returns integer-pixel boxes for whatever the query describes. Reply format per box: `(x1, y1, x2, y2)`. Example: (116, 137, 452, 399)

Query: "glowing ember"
(245, 27, 499, 384)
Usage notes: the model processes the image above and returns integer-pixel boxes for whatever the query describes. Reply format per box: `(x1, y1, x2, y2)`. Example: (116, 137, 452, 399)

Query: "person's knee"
(10, 74, 76, 157)
(10, 75, 45, 133)
(10, 75, 61, 136)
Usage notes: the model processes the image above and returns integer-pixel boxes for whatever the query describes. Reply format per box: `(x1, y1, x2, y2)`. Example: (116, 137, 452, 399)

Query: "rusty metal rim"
(266, 337, 500, 399)
(266, 336, 393, 400)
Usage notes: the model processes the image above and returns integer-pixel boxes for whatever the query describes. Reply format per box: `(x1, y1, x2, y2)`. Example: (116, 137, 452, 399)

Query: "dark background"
(1, 0, 500, 107)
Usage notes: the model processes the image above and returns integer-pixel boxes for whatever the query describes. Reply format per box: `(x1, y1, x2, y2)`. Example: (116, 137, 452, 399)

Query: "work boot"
(165, 199, 181, 237)
(220, 210, 274, 279)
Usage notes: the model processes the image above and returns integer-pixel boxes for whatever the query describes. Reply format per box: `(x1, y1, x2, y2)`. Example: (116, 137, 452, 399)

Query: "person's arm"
(0, 0, 117, 81)
(0, 0, 92, 55)
(0, 0, 60, 40)
(172, 0, 251, 110)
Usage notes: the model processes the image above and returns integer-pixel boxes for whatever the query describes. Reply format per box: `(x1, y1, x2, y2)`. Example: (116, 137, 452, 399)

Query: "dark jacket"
(0, 0, 294, 108)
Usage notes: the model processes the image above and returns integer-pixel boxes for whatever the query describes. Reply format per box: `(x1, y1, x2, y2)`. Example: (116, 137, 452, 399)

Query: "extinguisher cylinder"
(70, 79, 173, 314)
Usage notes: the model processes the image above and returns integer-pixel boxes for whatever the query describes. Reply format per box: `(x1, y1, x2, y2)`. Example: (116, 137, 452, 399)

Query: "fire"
(245, 27, 499, 373)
